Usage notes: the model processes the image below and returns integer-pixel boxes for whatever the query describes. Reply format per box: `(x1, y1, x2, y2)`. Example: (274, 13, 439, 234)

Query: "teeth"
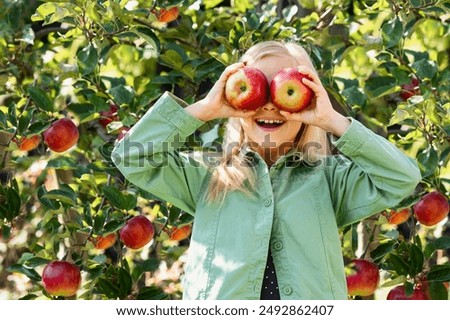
(256, 119, 284, 124)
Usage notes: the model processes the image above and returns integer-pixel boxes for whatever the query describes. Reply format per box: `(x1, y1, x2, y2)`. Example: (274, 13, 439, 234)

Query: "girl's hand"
(186, 63, 257, 122)
(279, 66, 350, 136)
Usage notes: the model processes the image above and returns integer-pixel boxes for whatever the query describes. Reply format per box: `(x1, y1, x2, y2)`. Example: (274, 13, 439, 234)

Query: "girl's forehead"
(250, 55, 299, 82)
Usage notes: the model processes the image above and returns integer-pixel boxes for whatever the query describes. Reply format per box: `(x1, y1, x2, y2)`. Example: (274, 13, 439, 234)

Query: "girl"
(112, 41, 421, 300)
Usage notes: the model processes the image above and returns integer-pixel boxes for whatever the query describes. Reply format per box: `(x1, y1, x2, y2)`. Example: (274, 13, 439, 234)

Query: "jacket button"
(264, 198, 272, 206)
(273, 241, 283, 251)
(283, 286, 293, 295)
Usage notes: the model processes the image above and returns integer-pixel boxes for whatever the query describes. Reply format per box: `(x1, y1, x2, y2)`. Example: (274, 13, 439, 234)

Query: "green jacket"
(112, 92, 421, 300)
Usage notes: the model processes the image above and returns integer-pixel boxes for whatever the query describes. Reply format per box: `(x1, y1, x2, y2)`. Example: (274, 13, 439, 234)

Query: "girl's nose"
(262, 102, 278, 111)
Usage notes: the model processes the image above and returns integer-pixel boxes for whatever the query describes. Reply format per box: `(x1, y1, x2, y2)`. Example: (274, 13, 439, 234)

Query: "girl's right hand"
(185, 63, 258, 122)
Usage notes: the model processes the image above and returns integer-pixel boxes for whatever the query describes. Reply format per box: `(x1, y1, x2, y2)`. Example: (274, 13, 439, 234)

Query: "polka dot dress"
(260, 249, 280, 300)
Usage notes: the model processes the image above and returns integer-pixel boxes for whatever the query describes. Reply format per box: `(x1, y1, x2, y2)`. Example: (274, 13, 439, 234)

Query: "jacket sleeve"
(111, 92, 210, 216)
(325, 118, 422, 228)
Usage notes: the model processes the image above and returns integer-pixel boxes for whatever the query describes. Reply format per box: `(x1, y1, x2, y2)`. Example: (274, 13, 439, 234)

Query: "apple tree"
(0, 0, 449, 300)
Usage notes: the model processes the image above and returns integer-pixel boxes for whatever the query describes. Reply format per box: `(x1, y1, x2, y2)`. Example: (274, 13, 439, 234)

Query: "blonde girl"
(113, 41, 421, 299)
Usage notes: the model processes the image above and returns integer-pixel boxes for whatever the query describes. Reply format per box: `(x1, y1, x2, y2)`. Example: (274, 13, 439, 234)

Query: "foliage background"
(0, 0, 449, 300)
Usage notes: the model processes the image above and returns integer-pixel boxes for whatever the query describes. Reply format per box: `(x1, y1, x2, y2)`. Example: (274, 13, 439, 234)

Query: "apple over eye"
(270, 68, 314, 113)
(225, 67, 269, 110)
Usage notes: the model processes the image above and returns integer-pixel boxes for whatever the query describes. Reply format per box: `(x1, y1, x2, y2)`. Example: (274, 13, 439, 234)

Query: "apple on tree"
(413, 191, 449, 226)
(43, 118, 79, 152)
(400, 78, 420, 100)
(168, 224, 192, 242)
(119, 215, 154, 250)
(387, 285, 428, 300)
(17, 135, 41, 152)
(345, 259, 380, 296)
(99, 104, 118, 127)
(383, 208, 412, 225)
(270, 68, 314, 112)
(225, 66, 269, 111)
(91, 233, 117, 250)
(153, 7, 180, 23)
(42, 260, 81, 297)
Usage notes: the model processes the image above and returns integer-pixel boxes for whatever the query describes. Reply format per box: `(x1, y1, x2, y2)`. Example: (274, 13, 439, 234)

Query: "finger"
(297, 66, 321, 83)
(301, 78, 325, 95)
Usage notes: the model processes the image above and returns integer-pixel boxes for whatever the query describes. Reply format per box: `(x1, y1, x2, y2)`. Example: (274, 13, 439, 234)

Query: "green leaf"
(37, 186, 60, 210)
(417, 147, 438, 178)
(28, 86, 54, 112)
(42, 185, 77, 207)
(434, 237, 450, 250)
(412, 59, 437, 80)
(103, 220, 125, 234)
(136, 286, 168, 300)
(408, 243, 424, 276)
(428, 282, 448, 300)
(388, 254, 410, 276)
(0, 186, 21, 221)
(77, 44, 99, 76)
(370, 240, 397, 263)
(28, 121, 50, 135)
(108, 85, 134, 106)
(102, 185, 136, 210)
(427, 264, 450, 282)
(382, 17, 403, 48)
(365, 76, 397, 98)
(24, 257, 52, 268)
(134, 27, 160, 52)
(18, 109, 35, 135)
(342, 86, 367, 107)
(7, 264, 41, 281)
(97, 278, 121, 299)
(117, 267, 133, 298)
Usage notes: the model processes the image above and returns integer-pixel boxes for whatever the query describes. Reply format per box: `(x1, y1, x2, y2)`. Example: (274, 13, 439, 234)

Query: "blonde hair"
(204, 41, 330, 205)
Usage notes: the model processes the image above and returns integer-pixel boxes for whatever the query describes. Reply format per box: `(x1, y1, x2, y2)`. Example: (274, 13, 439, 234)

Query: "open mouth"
(255, 118, 285, 129)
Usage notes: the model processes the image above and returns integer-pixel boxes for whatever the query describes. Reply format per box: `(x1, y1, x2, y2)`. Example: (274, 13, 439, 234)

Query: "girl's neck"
(257, 142, 295, 166)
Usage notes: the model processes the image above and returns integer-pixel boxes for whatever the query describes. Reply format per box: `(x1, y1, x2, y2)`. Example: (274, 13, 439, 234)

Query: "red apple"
(18, 135, 40, 151)
(413, 191, 449, 226)
(154, 7, 180, 23)
(225, 66, 269, 110)
(169, 224, 192, 241)
(92, 233, 117, 250)
(43, 118, 79, 152)
(346, 259, 380, 296)
(383, 208, 412, 225)
(270, 68, 314, 112)
(387, 285, 428, 300)
(99, 104, 118, 127)
(119, 215, 154, 250)
(400, 78, 420, 100)
(42, 261, 81, 297)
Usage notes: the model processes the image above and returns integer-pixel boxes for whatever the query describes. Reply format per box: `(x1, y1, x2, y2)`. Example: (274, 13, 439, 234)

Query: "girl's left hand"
(278, 66, 348, 134)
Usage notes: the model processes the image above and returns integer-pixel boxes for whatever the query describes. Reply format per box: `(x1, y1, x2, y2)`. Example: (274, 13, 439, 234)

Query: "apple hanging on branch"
(225, 66, 269, 111)
(345, 259, 380, 296)
(119, 215, 154, 250)
(42, 261, 81, 297)
(43, 118, 79, 152)
(386, 284, 428, 300)
(270, 68, 314, 112)
(413, 191, 449, 226)
(382, 208, 412, 225)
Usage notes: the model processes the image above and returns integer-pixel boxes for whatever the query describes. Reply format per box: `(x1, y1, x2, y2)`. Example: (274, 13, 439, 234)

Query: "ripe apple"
(387, 285, 428, 300)
(270, 68, 314, 112)
(18, 135, 40, 151)
(43, 118, 79, 152)
(225, 66, 269, 111)
(99, 104, 118, 127)
(400, 78, 420, 100)
(155, 7, 180, 23)
(42, 261, 81, 297)
(119, 215, 154, 250)
(383, 208, 412, 225)
(346, 259, 380, 296)
(91, 233, 117, 250)
(169, 224, 192, 241)
(413, 191, 449, 226)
